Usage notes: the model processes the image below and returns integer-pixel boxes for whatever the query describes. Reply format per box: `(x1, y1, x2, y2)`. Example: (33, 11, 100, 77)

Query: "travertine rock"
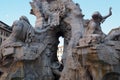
(0, 0, 120, 80)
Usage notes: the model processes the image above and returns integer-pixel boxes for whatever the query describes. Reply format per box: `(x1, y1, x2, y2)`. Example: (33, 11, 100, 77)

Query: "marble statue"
(0, 0, 120, 80)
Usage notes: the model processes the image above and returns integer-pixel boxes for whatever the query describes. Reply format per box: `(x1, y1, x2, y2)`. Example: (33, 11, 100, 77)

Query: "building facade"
(0, 21, 11, 45)
(57, 46, 63, 61)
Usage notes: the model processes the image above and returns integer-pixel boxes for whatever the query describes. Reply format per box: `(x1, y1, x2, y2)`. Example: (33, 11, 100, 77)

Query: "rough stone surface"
(0, 0, 120, 80)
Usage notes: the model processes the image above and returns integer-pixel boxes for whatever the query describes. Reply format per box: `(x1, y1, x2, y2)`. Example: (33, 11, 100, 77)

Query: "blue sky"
(0, 0, 120, 34)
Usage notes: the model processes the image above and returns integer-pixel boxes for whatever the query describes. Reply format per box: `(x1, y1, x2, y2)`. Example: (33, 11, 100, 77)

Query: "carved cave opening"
(0, 71, 3, 77)
(57, 37, 64, 62)
(102, 72, 120, 80)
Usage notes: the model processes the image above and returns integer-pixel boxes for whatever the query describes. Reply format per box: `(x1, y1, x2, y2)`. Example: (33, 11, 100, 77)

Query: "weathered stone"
(0, 0, 120, 80)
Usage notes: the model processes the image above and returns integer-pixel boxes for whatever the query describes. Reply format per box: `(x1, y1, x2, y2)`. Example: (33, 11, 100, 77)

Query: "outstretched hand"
(109, 7, 112, 15)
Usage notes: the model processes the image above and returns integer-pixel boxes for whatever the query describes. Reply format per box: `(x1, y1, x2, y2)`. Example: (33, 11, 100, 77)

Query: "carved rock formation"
(0, 0, 120, 80)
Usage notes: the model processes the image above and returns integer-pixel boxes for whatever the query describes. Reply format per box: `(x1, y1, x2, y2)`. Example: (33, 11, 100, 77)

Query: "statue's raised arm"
(102, 7, 112, 23)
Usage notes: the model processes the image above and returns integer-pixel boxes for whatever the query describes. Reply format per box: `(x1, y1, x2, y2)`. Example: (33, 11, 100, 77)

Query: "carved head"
(92, 11, 103, 22)
(12, 20, 31, 42)
(19, 16, 30, 24)
(12, 20, 24, 39)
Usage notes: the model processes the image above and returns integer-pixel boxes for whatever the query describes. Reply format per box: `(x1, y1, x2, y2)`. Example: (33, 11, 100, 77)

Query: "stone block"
(3, 47, 14, 56)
